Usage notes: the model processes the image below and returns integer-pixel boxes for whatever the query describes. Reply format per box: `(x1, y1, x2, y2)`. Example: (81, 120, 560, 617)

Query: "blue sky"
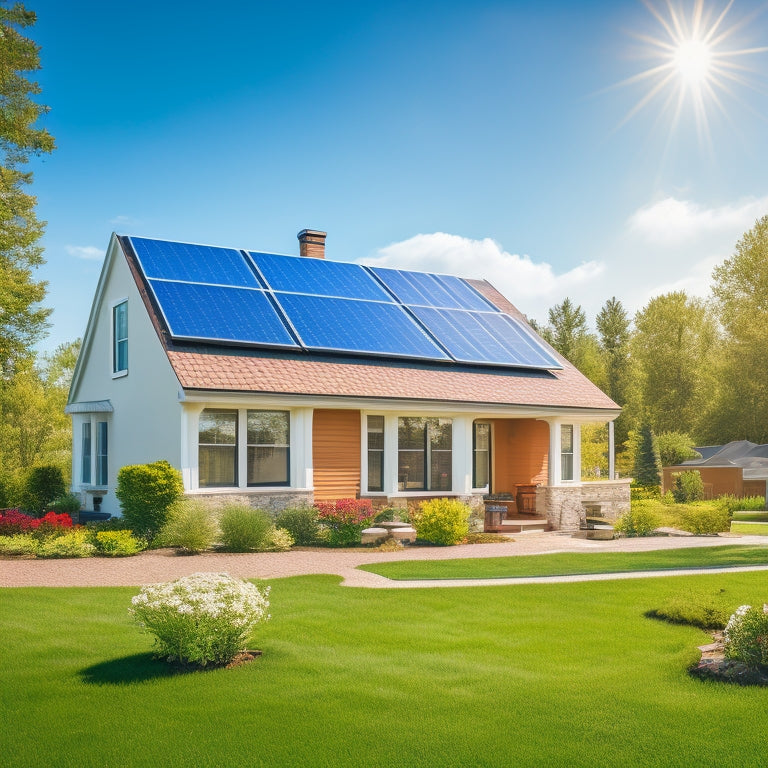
(26, 0, 768, 352)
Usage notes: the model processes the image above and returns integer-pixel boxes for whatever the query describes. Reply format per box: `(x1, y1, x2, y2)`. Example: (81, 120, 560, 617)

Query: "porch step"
(485, 516, 550, 534)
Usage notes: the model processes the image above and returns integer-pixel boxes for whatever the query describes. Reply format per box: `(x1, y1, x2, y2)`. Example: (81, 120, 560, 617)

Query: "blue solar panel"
(409, 306, 562, 369)
(251, 252, 391, 301)
(369, 267, 497, 311)
(274, 293, 450, 360)
(131, 237, 259, 288)
(148, 280, 298, 347)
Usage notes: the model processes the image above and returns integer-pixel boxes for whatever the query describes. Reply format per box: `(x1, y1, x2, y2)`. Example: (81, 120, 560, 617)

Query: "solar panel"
(369, 267, 497, 311)
(148, 280, 298, 347)
(274, 293, 450, 360)
(131, 237, 259, 288)
(409, 306, 562, 369)
(251, 252, 391, 301)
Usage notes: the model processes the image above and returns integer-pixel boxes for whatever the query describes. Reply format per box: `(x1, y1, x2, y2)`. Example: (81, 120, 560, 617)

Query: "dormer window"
(112, 300, 128, 375)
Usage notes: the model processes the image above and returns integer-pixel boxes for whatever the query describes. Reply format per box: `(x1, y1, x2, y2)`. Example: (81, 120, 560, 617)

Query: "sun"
(613, 0, 768, 145)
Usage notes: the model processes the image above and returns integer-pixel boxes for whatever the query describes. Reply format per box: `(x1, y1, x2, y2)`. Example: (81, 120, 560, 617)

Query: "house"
(662, 441, 768, 499)
(66, 229, 628, 530)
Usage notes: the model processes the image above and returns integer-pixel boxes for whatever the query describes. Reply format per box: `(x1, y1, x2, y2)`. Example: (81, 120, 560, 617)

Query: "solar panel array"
(129, 236, 562, 370)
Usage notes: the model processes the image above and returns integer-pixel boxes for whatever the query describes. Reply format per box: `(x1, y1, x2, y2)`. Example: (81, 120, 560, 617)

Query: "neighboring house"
(66, 230, 628, 530)
(663, 441, 768, 499)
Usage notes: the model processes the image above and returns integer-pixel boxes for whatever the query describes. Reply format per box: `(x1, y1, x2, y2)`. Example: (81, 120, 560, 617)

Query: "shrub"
(267, 527, 294, 552)
(734, 496, 766, 512)
(646, 589, 731, 629)
(672, 470, 704, 503)
(716, 495, 741, 516)
(23, 465, 66, 515)
(49, 494, 82, 515)
(93, 530, 146, 557)
(630, 485, 661, 501)
(0, 534, 40, 556)
(0, 508, 37, 535)
(724, 605, 768, 670)
(32, 510, 73, 538)
(632, 424, 662, 487)
(38, 529, 95, 558)
(315, 499, 377, 547)
(678, 504, 729, 534)
(159, 500, 218, 554)
(219, 506, 273, 552)
(410, 498, 470, 545)
(613, 505, 660, 536)
(129, 572, 270, 666)
(274, 505, 319, 545)
(115, 460, 184, 539)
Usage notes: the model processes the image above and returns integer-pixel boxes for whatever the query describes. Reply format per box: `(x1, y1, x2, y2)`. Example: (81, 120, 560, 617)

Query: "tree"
(633, 424, 662, 487)
(0, 3, 55, 372)
(632, 292, 718, 436)
(656, 431, 701, 467)
(704, 215, 768, 443)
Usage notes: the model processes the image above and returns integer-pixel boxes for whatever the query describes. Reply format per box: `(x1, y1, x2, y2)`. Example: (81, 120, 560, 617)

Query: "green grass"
(358, 545, 768, 580)
(730, 522, 768, 536)
(2, 573, 768, 767)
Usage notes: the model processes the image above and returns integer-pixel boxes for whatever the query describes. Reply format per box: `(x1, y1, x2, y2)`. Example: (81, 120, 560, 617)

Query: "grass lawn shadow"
(81, 652, 188, 685)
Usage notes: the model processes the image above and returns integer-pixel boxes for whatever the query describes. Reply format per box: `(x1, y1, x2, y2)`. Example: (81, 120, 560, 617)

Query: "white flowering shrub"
(130, 572, 270, 667)
(723, 604, 768, 670)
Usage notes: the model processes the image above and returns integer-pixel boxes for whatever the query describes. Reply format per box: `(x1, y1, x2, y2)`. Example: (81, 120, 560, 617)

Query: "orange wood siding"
(491, 419, 549, 494)
(312, 409, 361, 500)
(663, 466, 744, 498)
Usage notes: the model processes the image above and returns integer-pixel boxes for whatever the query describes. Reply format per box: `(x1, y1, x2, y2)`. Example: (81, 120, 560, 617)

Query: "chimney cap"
(297, 229, 327, 240)
(297, 228, 327, 259)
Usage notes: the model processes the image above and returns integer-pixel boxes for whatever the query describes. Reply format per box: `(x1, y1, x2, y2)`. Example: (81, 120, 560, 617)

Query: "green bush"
(716, 495, 741, 516)
(410, 498, 470, 545)
(38, 529, 95, 558)
(678, 504, 729, 534)
(159, 499, 218, 554)
(267, 527, 294, 552)
(614, 505, 660, 536)
(724, 605, 768, 670)
(646, 589, 731, 629)
(734, 496, 766, 512)
(0, 534, 40, 556)
(49, 493, 82, 515)
(630, 485, 661, 501)
(93, 530, 146, 557)
(274, 505, 319, 545)
(672, 470, 704, 503)
(115, 460, 184, 539)
(315, 499, 377, 547)
(219, 506, 273, 552)
(23, 466, 66, 515)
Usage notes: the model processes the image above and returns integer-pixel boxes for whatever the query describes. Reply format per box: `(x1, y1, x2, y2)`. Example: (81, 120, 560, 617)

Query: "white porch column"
(180, 403, 204, 491)
(291, 408, 314, 490)
(548, 420, 561, 486)
(383, 415, 399, 495)
(608, 420, 616, 480)
(451, 416, 473, 495)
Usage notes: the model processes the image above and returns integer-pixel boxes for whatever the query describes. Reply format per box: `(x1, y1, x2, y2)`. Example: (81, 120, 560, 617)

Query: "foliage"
(0, 532, 38, 555)
(629, 484, 661, 501)
(92, 530, 146, 557)
(678, 504, 730, 534)
(463, 532, 510, 544)
(581, 422, 608, 479)
(613, 505, 660, 537)
(632, 424, 661, 488)
(733, 496, 766, 512)
(410, 497, 470, 545)
(645, 589, 731, 630)
(314, 498, 377, 547)
(159, 499, 218, 554)
(0, 507, 71, 535)
(23, 464, 65, 514)
(115, 460, 184, 539)
(129, 572, 270, 667)
(672, 470, 704, 503)
(656, 432, 701, 467)
(724, 604, 768, 670)
(49, 493, 81, 515)
(268, 527, 294, 552)
(219, 506, 273, 552)
(37, 528, 95, 558)
(273, 504, 319, 545)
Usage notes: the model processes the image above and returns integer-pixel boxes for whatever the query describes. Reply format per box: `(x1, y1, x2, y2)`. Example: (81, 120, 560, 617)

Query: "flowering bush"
(0, 509, 73, 536)
(315, 499, 377, 546)
(130, 572, 270, 667)
(410, 498, 470, 545)
(724, 604, 768, 670)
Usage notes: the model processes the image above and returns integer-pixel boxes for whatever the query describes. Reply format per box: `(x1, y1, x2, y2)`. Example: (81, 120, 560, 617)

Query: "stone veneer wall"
(187, 490, 313, 513)
(536, 480, 631, 531)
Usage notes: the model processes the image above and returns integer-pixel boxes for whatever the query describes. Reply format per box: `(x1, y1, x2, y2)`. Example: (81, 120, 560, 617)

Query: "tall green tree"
(704, 215, 768, 443)
(632, 291, 717, 437)
(633, 424, 662, 487)
(0, 2, 55, 373)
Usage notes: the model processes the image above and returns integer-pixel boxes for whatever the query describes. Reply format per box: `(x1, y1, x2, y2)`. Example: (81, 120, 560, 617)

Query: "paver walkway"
(2, 532, 767, 588)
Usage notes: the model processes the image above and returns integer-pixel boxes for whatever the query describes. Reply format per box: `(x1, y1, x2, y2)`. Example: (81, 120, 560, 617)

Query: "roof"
(677, 441, 768, 477)
(118, 236, 620, 412)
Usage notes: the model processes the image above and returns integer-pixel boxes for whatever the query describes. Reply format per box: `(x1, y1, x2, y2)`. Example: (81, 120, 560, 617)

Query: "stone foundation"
(186, 490, 313, 513)
(536, 480, 631, 531)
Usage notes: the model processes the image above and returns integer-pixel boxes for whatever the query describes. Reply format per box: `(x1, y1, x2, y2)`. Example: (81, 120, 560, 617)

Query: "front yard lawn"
(358, 544, 768, 580)
(1, 571, 767, 767)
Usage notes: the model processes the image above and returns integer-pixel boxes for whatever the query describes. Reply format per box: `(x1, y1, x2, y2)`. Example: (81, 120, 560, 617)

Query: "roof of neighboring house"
(118, 235, 620, 412)
(676, 441, 768, 479)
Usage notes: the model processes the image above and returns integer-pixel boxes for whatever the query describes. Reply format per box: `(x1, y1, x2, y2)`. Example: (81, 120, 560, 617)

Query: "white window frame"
(111, 298, 129, 378)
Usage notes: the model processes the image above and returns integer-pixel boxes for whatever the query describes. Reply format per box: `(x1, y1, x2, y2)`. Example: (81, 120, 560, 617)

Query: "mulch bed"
(690, 632, 768, 686)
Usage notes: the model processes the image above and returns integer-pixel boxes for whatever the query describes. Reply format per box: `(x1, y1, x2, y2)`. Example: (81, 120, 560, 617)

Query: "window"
(113, 301, 128, 374)
(96, 422, 108, 485)
(397, 417, 452, 491)
(247, 410, 289, 486)
(367, 415, 384, 492)
(81, 422, 91, 484)
(473, 422, 491, 489)
(199, 409, 238, 487)
(561, 424, 574, 481)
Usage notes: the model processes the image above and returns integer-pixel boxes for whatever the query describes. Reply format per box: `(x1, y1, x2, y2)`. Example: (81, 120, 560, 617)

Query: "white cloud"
(628, 195, 768, 247)
(361, 232, 603, 315)
(110, 214, 138, 227)
(65, 245, 103, 261)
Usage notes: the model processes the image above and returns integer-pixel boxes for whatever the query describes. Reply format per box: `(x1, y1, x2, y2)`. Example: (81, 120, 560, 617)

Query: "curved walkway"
(2, 532, 767, 588)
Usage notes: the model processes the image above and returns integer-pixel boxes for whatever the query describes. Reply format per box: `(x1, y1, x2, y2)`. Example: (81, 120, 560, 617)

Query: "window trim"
(397, 416, 453, 492)
(198, 408, 239, 489)
(81, 422, 92, 484)
(561, 423, 575, 482)
(96, 421, 108, 486)
(366, 415, 385, 493)
(111, 298, 129, 378)
(472, 421, 491, 491)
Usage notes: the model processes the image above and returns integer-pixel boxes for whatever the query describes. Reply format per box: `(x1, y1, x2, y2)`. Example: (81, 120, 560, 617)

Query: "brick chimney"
(297, 229, 327, 259)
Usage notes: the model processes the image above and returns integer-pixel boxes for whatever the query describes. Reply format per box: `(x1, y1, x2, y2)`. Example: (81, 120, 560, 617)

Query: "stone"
(361, 527, 388, 545)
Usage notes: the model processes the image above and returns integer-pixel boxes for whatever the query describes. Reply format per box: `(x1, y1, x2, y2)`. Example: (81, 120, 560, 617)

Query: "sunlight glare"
(673, 39, 713, 84)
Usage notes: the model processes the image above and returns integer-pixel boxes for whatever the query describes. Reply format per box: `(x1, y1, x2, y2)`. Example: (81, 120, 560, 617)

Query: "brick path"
(2, 532, 767, 588)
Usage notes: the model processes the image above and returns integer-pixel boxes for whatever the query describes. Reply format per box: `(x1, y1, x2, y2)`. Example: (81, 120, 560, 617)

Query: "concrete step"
(485, 516, 550, 534)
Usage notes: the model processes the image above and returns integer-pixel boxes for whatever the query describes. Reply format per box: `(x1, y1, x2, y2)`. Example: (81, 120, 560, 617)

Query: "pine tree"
(633, 424, 662, 488)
